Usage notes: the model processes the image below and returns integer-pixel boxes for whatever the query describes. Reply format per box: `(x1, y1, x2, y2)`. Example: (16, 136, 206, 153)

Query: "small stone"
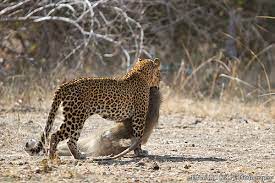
(35, 167, 41, 173)
(136, 161, 145, 166)
(27, 120, 34, 124)
(184, 164, 191, 169)
(191, 144, 195, 147)
(193, 119, 202, 125)
(18, 162, 24, 166)
(151, 162, 160, 170)
(240, 118, 248, 123)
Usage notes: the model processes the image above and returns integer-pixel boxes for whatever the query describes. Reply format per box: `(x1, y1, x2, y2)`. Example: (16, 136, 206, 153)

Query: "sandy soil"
(0, 103, 274, 182)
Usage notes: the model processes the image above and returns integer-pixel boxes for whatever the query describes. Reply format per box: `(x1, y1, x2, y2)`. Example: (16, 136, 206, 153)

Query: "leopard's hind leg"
(49, 106, 88, 159)
(67, 118, 87, 159)
(49, 123, 70, 159)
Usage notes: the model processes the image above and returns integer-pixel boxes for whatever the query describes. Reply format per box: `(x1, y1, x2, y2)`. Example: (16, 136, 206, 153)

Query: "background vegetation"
(0, 0, 275, 103)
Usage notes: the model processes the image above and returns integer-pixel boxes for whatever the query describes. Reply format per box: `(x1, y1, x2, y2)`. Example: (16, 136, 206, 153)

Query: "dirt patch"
(0, 104, 274, 182)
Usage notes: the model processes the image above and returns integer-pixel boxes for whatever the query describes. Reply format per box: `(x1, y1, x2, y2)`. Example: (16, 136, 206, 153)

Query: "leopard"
(57, 86, 161, 157)
(25, 58, 161, 160)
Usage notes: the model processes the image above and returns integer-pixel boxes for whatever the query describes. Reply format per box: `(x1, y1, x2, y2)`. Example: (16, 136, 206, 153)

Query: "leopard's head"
(133, 58, 161, 88)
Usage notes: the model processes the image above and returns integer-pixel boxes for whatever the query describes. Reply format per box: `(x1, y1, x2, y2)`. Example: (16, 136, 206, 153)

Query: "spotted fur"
(25, 58, 160, 159)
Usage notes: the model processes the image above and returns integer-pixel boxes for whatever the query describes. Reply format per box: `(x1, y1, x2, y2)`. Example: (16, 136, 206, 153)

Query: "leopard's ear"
(154, 58, 160, 67)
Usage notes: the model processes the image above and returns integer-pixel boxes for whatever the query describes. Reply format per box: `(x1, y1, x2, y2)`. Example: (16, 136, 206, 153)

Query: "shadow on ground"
(92, 154, 226, 165)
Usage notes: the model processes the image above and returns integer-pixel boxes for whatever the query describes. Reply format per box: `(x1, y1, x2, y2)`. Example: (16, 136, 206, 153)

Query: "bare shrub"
(0, 0, 274, 102)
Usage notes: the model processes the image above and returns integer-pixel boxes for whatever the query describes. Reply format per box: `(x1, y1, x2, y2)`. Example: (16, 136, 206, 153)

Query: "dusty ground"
(0, 99, 274, 182)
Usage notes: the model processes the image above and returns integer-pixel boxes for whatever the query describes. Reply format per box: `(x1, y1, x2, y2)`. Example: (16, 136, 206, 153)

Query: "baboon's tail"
(25, 89, 63, 155)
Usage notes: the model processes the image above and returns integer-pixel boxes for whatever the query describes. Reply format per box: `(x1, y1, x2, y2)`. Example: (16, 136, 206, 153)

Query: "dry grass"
(1, 79, 274, 121)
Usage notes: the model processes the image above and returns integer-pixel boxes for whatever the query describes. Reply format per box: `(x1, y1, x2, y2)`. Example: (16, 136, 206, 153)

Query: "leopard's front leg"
(131, 111, 147, 157)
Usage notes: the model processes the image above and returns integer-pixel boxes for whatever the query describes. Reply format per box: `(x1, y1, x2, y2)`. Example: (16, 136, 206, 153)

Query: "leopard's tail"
(25, 88, 63, 155)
